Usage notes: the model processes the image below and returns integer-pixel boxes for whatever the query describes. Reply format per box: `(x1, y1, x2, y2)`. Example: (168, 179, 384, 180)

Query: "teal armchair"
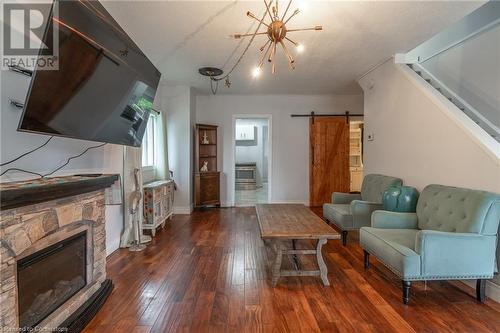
(360, 184, 500, 304)
(323, 174, 402, 245)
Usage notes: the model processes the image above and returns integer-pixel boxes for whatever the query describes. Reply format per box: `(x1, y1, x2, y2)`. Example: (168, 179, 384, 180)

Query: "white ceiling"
(102, 1, 484, 95)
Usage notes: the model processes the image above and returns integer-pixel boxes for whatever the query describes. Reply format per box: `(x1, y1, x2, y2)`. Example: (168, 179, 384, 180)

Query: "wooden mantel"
(0, 174, 119, 210)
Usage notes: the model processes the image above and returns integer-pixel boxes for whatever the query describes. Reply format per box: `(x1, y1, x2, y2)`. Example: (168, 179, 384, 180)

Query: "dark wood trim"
(0, 174, 119, 210)
(402, 281, 411, 305)
(59, 279, 113, 333)
(476, 279, 486, 303)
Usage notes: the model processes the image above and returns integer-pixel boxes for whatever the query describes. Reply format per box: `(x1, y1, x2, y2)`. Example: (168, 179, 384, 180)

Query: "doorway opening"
(234, 117, 271, 206)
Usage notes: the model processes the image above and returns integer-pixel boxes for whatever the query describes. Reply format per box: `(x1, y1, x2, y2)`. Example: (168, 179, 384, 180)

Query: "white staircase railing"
(408, 63, 499, 143)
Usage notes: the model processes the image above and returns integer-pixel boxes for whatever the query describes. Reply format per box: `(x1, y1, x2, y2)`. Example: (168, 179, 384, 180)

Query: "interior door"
(309, 117, 350, 206)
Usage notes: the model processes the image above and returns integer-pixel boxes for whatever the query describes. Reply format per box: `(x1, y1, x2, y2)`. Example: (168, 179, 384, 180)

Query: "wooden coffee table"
(256, 204, 340, 286)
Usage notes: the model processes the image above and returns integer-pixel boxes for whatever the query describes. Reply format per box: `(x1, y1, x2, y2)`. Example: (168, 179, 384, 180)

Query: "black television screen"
(18, 0, 161, 147)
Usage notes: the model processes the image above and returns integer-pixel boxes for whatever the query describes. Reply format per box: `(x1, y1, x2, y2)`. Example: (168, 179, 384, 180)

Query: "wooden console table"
(256, 204, 340, 286)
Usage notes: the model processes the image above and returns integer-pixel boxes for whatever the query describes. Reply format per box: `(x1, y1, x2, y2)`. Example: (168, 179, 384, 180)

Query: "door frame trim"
(231, 114, 273, 206)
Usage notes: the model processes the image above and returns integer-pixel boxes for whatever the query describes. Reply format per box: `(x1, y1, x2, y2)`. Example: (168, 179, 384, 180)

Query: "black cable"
(0, 136, 53, 166)
(0, 168, 44, 177)
(42, 142, 107, 177)
(0, 142, 107, 178)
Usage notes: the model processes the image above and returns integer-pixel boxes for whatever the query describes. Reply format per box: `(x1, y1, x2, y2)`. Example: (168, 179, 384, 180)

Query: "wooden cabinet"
(143, 180, 174, 236)
(350, 167, 363, 192)
(194, 172, 220, 206)
(236, 124, 255, 141)
(349, 121, 364, 192)
(194, 124, 220, 207)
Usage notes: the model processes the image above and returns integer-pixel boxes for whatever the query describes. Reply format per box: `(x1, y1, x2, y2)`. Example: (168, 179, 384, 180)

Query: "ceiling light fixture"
(199, 0, 320, 94)
(232, 0, 322, 74)
(252, 66, 261, 78)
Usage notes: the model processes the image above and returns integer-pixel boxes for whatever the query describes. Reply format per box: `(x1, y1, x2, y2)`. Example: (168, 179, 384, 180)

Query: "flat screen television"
(18, 0, 161, 147)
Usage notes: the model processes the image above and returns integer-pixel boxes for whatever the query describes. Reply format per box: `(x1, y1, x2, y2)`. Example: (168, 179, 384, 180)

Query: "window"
(142, 114, 155, 168)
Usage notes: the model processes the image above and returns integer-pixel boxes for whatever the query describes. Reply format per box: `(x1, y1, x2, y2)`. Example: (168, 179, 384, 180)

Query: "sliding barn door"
(309, 117, 350, 207)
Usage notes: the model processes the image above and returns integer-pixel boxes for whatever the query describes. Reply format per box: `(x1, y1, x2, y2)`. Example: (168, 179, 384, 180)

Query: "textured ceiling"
(102, 1, 484, 95)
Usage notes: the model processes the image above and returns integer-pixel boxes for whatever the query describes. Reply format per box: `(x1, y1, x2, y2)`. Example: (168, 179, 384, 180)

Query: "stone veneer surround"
(0, 189, 107, 332)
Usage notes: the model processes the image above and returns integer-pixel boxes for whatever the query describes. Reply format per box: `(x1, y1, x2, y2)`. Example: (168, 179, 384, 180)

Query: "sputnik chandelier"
(233, 0, 322, 75)
(199, 0, 322, 94)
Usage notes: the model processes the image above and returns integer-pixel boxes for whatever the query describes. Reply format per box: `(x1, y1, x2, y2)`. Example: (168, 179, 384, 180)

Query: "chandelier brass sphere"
(232, 0, 322, 74)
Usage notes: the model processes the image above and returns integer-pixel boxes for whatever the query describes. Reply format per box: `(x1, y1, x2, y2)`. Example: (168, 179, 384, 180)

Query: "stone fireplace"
(0, 175, 117, 332)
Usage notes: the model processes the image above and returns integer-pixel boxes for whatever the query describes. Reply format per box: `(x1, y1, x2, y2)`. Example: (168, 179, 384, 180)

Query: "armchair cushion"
(371, 211, 418, 229)
(332, 192, 362, 204)
(360, 227, 421, 279)
(415, 230, 497, 279)
(323, 203, 352, 229)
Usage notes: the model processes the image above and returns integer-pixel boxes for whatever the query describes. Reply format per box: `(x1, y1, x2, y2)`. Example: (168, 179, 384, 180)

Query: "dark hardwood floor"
(83, 207, 500, 333)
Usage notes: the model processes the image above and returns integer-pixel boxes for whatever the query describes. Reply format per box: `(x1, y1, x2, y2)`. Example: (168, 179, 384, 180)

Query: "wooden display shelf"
(194, 124, 220, 208)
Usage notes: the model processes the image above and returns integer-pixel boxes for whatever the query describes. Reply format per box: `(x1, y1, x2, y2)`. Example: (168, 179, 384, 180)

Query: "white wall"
(1, 70, 124, 256)
(235, 118, 269, 186)
(190, 88, 196, 205)
(196, 94, 364, 206)
(164, 85, 194, 213)
(358, 60, 500, 297)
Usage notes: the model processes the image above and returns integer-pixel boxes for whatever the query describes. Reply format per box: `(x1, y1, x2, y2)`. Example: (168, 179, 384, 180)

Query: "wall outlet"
(367, 133, 374, 141)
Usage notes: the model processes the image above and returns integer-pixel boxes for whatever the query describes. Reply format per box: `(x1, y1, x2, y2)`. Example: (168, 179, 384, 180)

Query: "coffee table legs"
(270, 238, 329, 287)
(316, 238, 329, 286)
(272, 241, 284, 287)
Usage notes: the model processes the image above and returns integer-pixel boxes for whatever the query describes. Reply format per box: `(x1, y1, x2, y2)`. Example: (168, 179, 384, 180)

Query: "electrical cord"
(0, 136, 53, 166)
(0, 142, 107, 178)
(42, 142, 107, 177)
(209, 9, 267, 94)
(0, 168, 43, 177)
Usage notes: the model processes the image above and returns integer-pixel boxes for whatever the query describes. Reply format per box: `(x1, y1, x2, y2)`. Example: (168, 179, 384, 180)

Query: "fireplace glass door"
(17, 231, 87, 329)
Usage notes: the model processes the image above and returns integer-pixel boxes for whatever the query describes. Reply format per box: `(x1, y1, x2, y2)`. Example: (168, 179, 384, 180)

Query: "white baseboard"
(173, 206, 193, 214)
(461, 280, 500, 303)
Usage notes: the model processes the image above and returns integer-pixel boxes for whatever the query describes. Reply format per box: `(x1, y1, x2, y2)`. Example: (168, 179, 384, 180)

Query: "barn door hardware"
(291, 110, 362, 124)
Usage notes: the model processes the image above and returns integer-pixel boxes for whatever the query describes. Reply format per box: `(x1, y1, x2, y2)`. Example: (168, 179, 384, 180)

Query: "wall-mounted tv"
(18, 0, 161, 147)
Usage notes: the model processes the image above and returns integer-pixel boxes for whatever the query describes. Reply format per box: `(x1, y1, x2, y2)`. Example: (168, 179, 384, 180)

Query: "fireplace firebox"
(17, 231, 87, 329)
